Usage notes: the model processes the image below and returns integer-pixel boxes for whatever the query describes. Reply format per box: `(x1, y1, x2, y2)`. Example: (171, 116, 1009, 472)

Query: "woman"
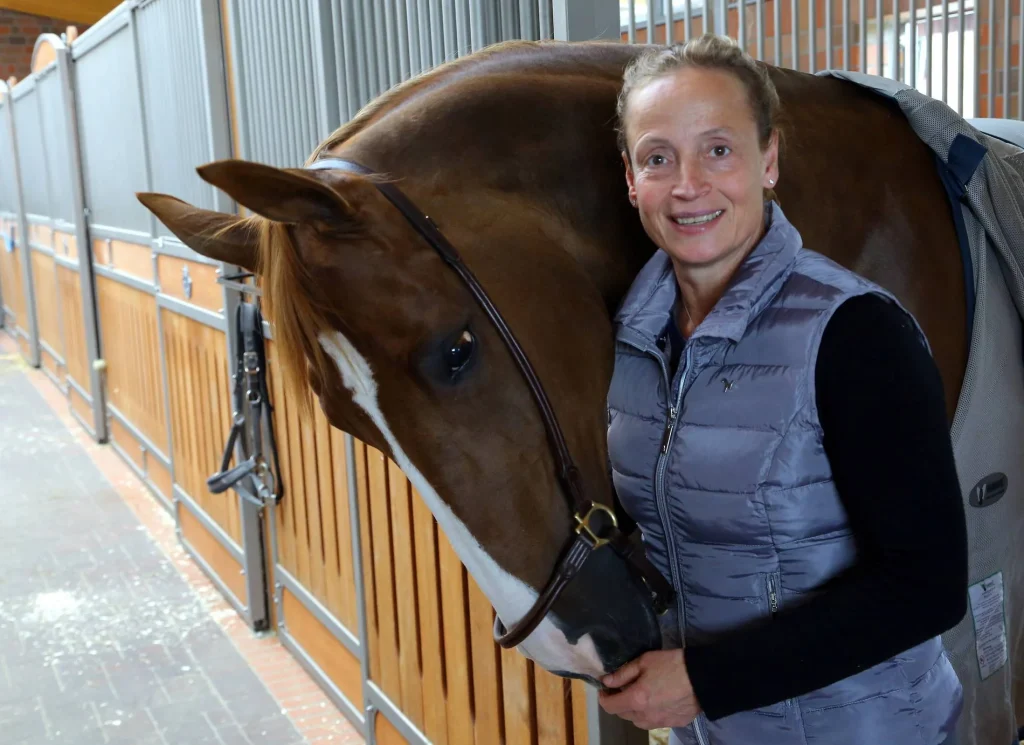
(599, 35, 968, 745)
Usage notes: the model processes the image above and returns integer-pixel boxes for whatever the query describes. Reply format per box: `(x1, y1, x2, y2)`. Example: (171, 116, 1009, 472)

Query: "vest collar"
(615, 201, 804, 347)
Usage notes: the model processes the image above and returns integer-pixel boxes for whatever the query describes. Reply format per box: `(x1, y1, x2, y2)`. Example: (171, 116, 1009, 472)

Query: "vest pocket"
(753, 571, 791, 717)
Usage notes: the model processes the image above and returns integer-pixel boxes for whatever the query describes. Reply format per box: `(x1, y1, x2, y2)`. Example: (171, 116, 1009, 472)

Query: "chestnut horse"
(137, 40, 966, 682)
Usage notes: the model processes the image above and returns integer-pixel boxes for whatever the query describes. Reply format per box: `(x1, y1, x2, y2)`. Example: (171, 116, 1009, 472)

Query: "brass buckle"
(574, 502, 617, 549)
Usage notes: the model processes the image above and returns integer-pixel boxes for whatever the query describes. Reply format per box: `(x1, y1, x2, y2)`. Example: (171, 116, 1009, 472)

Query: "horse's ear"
(195, 159, 354, 227)
(136, 192, 258, 271)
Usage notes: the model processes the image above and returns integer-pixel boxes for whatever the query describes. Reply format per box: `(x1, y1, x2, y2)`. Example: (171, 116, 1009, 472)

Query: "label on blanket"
(968, 571, 1007, 680)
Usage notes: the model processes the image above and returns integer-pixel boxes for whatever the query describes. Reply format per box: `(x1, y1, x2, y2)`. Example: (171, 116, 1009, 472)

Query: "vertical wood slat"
(502, 647, 535, 745)
(411, 488, 448, 744)
(331, 427, 358, 631)
(571, 679, 588, 745)
(468, 578, 503, 745)
(368, 446, 402, 704)
(388, 459, 424, 730)
(301, 402, 327, 604)
(355, 439, 382, 684)
(286, 375, 311, 588)
(316, 408, 341, 623)
(438, 534, 474, 745)
(268, 342, 295, 579)
(535, 668, 570, 745)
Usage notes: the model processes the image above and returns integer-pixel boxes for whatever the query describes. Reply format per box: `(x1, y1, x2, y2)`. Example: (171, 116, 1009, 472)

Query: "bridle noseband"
(305, 158, 674, 649)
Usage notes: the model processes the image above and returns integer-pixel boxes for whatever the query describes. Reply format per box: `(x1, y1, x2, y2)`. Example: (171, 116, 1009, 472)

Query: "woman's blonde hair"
(616, 34, 782, 157)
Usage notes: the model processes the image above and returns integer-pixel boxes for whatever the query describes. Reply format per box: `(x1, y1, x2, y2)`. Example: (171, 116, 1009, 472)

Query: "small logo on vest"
(968, 472, 1008, 508)
(722, 378, 735, 392)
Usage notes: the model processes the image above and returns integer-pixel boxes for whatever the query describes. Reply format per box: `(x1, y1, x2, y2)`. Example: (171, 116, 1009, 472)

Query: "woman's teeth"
(672, 210, 723, 225)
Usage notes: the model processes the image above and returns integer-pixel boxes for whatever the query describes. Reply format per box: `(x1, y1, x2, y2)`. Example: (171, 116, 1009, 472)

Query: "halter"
(305, 157, 674, 649)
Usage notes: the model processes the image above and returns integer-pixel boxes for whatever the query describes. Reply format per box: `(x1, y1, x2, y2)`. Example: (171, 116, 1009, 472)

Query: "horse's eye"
(444, 329, 475, 378)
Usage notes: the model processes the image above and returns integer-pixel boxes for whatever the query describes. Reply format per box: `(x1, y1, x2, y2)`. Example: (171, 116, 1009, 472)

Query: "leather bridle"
(305, 158, 674, 649)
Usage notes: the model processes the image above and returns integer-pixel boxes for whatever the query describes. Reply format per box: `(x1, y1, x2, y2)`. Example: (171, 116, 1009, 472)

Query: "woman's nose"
(670, 157, 707, 199)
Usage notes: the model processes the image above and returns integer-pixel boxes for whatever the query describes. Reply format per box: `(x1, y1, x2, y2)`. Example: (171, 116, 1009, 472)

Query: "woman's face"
(623, 66, 779, 273)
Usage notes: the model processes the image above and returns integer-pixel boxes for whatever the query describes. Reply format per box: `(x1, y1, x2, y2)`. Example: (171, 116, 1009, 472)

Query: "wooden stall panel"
(30, 250, 62, 372)
(267, 339, 360, 634)
(57, 264, 90, 394)
(96, 276, 167, 454)
(161, 308, 241, 545)
(178, 504, 246, 602)
(157, 255, 222, 313)
(281, 589, 364, 710)
(0, 220, 27, 328)
(94, 238, 153, 282)
(355, 440, 591, 745)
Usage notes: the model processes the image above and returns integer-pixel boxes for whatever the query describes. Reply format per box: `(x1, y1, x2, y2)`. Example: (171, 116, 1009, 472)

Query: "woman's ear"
(622, 151, 637, 207)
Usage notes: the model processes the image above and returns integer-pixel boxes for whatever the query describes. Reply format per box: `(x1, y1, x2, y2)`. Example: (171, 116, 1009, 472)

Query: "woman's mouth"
(671, 210, 723, 226)
(670, 209, 724, 232)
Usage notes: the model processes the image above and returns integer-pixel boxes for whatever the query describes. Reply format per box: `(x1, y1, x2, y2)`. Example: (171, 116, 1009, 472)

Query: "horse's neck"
(338, 51, 656, 313)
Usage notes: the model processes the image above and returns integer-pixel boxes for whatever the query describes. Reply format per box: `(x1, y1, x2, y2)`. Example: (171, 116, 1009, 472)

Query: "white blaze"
(318, 330, 603, 678)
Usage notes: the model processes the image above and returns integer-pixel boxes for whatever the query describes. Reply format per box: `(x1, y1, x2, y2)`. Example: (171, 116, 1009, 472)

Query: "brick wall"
(0, 8, 87, 82)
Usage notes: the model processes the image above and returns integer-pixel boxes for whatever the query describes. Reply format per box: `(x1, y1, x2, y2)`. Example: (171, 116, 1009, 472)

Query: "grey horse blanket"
(817, 69, 1024, 745)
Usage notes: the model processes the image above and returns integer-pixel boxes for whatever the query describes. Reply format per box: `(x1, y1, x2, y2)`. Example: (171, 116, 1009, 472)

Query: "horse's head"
(138, 156, 663, 682)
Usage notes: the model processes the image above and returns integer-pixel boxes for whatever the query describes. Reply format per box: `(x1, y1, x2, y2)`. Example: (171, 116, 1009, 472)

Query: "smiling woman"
(603, 34, 968, 745)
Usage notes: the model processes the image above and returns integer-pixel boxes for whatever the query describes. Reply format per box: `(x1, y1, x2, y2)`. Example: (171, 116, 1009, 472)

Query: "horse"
(136, 39, 967, 683)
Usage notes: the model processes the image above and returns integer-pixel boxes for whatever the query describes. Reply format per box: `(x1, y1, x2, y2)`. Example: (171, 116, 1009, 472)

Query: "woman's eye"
(710, 145, 731, 157)
(444, 329, 475, 378)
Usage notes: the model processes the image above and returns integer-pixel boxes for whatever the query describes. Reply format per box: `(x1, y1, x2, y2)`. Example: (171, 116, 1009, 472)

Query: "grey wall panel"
(37, 71, 74, 224)
(0, 100, 14, 214)
(137, 0, 216, 237)
(232, 0, 325, 166)
(74, 25, 149, 233)
(12, 87, 51, 219)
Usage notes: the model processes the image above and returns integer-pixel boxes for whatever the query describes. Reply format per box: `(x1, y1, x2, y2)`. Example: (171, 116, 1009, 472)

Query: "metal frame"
(2, 81, 41, 368)
(57, 38, 108, 441)
(196, 0, 271, 633)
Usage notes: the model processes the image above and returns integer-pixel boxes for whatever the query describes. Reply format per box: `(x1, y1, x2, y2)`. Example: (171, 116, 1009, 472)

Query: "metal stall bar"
(892, 0, 901, 81)
(825, 0, 832, 69)
(666, 0, 674, 44)
(808, 0, 815, 71)
(956, 0, 964, 112)
(1000, 0, 1009, 114)
(756, 0, 763, 59)
(875, 0, 883, 74)
(197, 0, 271, 632)
(4, 83, 41, 367)
(792, 0, 800, 68)
(1019, 1, 1022, 119)
(942, 0, 950, 98)
(57, 39, 107, 440)
(987, 0, 994, 114)
(910, 0, 917, 85)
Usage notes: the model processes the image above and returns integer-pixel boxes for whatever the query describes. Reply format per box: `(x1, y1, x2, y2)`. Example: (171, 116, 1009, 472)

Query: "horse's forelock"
(258, 219, 331, 416)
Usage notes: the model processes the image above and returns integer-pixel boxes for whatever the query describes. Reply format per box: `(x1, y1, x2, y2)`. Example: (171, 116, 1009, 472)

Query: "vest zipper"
(618, 336, 705, 745)
(766, 572, 779, 617)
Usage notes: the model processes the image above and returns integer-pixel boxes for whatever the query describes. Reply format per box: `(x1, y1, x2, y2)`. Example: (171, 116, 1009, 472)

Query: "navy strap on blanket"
(934, 132, 987, 352)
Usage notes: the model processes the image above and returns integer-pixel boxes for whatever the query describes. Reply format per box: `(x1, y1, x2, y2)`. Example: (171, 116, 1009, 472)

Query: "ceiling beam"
(0, 1, 119, 26)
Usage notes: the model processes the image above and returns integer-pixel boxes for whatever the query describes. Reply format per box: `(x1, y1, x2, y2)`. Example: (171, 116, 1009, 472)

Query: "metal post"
(4, 83, 41, 368)
(586, 687, 648, 745)
(551, 0, 620, 40)
(346, 433, 374, 744)
(57, 42, 106, 440)
(714, 0, 728, 35)
(198, 0, 270, 632)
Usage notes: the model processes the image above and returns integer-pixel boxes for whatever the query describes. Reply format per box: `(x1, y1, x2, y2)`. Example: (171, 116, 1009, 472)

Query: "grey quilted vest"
(607, 202, 963, 745)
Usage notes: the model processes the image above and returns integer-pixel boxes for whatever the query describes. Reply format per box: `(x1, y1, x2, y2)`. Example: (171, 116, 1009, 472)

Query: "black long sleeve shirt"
(684, 293, 970, 721)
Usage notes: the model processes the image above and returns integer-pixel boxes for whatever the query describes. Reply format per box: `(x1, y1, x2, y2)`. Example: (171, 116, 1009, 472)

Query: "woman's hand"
(597, 649, 703, 730)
